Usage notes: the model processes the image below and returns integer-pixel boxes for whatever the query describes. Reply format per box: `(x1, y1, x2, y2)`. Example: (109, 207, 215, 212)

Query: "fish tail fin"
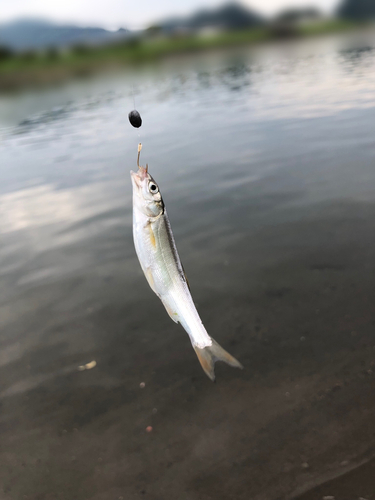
(193, 338, 243, 382)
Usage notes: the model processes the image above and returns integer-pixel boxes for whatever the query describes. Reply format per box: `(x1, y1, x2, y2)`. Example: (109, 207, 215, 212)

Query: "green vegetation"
(0, 20, 367, 91)
(298, 18, 357, 36)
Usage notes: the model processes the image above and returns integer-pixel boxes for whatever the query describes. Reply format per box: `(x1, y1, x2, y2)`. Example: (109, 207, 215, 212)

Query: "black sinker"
(128, 110, 142, 128)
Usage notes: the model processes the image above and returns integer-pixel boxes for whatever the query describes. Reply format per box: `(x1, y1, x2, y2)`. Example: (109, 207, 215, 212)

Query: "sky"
(0, 0, 341, 30)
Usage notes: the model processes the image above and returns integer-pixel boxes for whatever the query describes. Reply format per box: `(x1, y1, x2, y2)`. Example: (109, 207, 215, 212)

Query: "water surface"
(1, 31, 375, 500)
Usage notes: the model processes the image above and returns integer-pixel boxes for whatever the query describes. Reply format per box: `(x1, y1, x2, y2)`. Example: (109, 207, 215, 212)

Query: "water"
(1, 32, 375, 500)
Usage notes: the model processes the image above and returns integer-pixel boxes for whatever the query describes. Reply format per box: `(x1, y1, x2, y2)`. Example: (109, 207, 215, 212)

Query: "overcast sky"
(0, 0, 341, 29)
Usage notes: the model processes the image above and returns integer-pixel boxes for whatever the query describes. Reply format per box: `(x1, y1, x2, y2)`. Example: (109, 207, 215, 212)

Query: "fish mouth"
(130, 166, 148, 188)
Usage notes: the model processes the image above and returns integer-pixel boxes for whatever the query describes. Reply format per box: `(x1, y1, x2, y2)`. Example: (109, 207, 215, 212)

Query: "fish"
(130, 147, 243, 381)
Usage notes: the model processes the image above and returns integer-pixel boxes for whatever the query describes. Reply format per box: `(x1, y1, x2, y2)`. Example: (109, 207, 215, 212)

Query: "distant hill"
(156, 2, 264, 33)
(275, 7, 322, 23)
(337, 0, 375, 20)
(0, 19, 130, 51)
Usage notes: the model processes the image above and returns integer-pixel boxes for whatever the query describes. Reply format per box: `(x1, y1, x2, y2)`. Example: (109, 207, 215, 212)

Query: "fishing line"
(132, 82, 136, 110)
(129, 81, 143, 166)
(129, 85, 142, 130)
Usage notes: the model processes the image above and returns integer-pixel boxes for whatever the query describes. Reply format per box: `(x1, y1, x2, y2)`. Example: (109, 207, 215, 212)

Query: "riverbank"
(0, 19, 358, 91)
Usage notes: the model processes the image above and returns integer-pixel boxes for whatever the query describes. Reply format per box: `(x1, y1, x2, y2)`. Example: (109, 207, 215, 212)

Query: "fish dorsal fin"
(181, 263, 191, 291)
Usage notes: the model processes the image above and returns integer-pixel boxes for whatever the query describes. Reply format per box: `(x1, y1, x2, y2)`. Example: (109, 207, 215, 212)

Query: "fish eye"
(148, 182, 159, 194)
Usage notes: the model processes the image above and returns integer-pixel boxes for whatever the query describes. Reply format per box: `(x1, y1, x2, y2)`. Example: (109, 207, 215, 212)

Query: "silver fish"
(131, 147, 243, 381)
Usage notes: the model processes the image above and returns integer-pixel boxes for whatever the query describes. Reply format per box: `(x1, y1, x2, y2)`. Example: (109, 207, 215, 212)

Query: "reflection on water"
(1, 31, 375, 500)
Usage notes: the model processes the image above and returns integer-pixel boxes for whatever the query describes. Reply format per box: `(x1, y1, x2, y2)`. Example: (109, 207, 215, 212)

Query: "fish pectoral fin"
(161, 299, 179, 323)
(193, 338, 243, 382)
(148, 223, 156, 249)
